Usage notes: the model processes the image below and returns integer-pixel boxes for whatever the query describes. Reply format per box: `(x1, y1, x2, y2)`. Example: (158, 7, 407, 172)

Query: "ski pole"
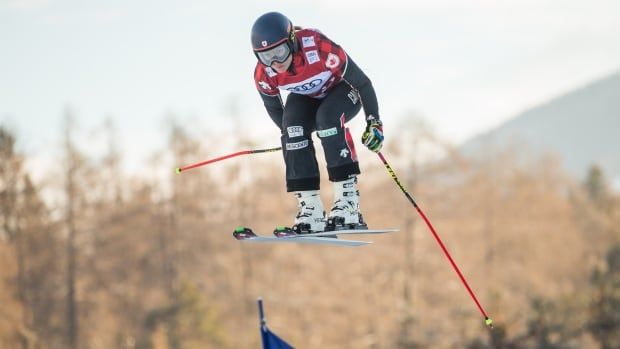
(376, 151, 493, 328)
(175, 146, 282, 173)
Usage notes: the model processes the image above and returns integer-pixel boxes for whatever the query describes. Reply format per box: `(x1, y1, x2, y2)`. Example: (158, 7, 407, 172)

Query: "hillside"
(460, 71, 620, 186)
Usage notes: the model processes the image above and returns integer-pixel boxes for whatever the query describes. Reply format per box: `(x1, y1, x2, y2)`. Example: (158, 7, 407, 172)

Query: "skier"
(251, 12, 384, 233)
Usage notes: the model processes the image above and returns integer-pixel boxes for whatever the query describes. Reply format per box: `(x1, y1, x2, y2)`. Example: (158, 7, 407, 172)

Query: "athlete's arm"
(254, 63, 284, 131)
(342, 55, 380, 121)
(259, 92, 284, 131)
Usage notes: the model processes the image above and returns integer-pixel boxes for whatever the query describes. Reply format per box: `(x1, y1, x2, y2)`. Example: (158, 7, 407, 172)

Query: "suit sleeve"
(254, 64, 284, 131)
(315, 32, 380, 120)
(342, 55, 380, 121)
(259, 92, 284, 131)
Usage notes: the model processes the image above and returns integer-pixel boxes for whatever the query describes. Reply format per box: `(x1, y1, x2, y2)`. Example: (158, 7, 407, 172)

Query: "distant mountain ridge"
(460, 71, 620, 185)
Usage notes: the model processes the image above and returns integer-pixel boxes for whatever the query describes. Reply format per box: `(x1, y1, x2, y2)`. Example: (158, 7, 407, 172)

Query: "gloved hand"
(361, 115, 384, 152)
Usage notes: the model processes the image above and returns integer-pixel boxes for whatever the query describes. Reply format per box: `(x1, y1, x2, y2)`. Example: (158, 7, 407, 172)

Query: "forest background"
(1, 109, 619, 348)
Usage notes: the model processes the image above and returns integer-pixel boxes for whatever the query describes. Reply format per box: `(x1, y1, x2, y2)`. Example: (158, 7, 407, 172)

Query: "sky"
(1, 0, 620, 178)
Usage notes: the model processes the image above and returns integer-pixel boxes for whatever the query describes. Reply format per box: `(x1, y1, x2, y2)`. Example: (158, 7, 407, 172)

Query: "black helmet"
(251, 12, 297, 54)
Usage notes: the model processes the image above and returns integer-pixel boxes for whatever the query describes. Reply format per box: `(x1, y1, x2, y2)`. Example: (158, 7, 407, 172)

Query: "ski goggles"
(255, 41, 291, 66)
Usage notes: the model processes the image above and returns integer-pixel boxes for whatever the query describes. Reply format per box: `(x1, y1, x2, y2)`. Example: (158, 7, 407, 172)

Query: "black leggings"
(281, 81, 362, 192)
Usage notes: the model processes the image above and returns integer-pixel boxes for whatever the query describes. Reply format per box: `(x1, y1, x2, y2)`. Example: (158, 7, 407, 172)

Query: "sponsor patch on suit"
(302, 36, 316, 47)
(286, 140, 309, 150)
(317, 127, 338, 138)
(305, 50, 320, 64)
(287, 126, 304, 137)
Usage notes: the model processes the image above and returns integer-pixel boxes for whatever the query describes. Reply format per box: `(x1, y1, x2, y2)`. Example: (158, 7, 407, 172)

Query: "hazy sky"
(2, 0, 619, 176)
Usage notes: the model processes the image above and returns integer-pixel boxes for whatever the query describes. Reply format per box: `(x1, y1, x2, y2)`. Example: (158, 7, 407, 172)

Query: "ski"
(232, 227, 371, 247)
(280, 228, 399, 238)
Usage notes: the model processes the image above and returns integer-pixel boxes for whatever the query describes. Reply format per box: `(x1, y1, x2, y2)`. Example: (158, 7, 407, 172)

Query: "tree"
(584, 164, 610, 209)
(144, 281, 231, 349)
(0, 126, 63, 347)
(17, 176, 64, 347)
(590, 244, 620, 349)
(0, 126, 21, 242)
(61, 111, 90, 349)
(0, 126, 27, 348)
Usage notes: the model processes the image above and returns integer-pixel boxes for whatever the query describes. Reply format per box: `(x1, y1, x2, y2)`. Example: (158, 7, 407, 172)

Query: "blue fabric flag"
(258, 298, 294, 349)
(261, 327, 294, 349)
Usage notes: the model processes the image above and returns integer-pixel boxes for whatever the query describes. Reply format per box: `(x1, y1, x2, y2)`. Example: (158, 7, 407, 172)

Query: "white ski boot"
(326, 176, 368, 231)
(291, 190, 326, 234)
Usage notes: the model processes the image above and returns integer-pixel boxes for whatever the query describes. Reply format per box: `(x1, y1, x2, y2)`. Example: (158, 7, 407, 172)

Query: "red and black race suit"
(253, 28, 380, 192)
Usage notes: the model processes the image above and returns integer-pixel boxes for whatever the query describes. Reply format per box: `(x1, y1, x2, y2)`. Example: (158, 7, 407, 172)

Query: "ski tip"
(175, 167, 182, 174)
(485, 317, 493, 328)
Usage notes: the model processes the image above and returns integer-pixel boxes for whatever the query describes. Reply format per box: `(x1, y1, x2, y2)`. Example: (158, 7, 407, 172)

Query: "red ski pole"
(376, 151, 493, 328)
(175, 146, 282, 173)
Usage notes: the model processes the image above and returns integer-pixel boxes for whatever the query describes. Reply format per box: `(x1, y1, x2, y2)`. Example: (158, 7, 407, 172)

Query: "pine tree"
(584, 164, 610, 209)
